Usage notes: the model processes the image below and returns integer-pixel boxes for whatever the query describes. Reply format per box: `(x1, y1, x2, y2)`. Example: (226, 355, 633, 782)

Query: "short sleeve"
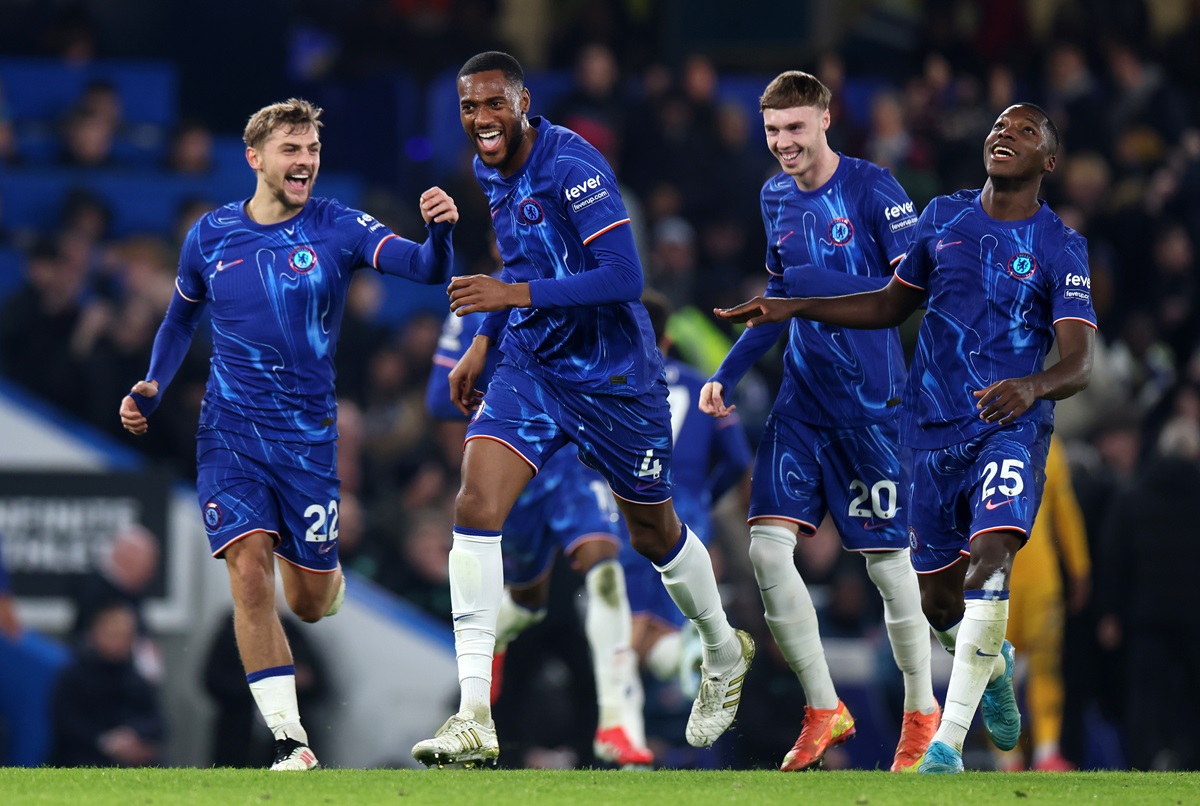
(893, 204, 937, 291)
(1047, 235, 1098, 327)
(555, 141, 629, 244)
(175, 224, 207, 302)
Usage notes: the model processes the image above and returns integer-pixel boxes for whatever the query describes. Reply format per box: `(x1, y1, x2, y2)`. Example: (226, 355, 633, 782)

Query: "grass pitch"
(2, 768, 1197, 805)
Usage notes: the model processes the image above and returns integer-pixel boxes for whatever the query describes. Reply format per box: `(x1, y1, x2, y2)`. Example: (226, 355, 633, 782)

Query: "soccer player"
(426, 303, 652, 768)
(411, 51, 754, 768)
(716, 102, 1097, 774)
(118, 98, 460, 771)
(626, 290, 752, 699)
(700, 70, 939, 773)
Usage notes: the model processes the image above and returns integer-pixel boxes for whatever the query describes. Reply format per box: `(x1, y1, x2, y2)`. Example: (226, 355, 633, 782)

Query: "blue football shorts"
(466, 362, 676, 505)
(749, 411, 909, 552)
(196, 429, 340, 573)
(907, 420, 1050, 574)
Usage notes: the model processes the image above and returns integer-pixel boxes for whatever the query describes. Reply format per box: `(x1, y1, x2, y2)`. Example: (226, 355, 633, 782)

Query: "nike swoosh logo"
(975, 648, 999, 657)
(984, 498, 1015, 510)
(862, 520, 890, 531)
(216, 259, 244, 272)
(936, 239, 962, 251)
(634, 478, 662, 492)
(779, 230, 795, 244)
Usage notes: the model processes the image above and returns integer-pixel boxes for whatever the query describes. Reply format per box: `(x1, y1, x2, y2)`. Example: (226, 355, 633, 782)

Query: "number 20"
(848, 479, 898, 519)
(304, 500, 340, 542)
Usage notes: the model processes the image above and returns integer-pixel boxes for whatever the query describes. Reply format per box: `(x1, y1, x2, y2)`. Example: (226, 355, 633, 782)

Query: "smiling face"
(763, 105, 830, 187)
(984, 104, 1055, 181)
(458, 69, 531, 176)
(248, 123, 320, 212)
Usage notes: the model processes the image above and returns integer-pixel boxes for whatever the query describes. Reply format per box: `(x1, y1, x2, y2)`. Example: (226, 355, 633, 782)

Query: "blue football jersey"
(176, 197, 401, 443)
(759, 156, 915, 427)
(663, 358, 752, 536)
(473, 116, 661, 396)
(894, 190, 1097, 449)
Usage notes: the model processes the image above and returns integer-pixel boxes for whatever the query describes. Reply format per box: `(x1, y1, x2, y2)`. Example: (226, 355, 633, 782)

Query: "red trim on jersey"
(894, 274, 925, 291)
(211, 528, 280, 558)
(176, 279, 202, 303)
(372, 234, 399, 268)
(582, 219, 630, 245)
(1051, 316, 1098, 329)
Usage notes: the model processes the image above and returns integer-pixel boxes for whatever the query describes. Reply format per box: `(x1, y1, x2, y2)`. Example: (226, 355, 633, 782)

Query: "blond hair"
(759, 71, 831, 112)
(242, 98, 324, 150)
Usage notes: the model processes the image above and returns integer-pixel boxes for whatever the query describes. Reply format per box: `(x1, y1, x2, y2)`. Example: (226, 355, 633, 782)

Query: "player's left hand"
(714, 296, 800, 327)
(448, 274, 531, 315)
(973, 377, 1036, 425)
(419, 186, 459, 225)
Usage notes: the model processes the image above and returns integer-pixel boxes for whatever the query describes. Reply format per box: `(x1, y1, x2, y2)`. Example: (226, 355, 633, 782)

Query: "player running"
(412, 51, 753, 769)
(119, 98, 459, 771)
(701, 70, 939, 772)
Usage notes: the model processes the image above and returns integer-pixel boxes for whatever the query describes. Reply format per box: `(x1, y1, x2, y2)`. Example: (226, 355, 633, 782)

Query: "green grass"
(1, 768, 1198, 806)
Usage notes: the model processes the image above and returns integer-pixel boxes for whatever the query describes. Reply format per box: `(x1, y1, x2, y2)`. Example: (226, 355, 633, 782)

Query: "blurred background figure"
(70, 523, 163, 682)
(50, 600, 165, 767)
(994, 436, 1090, 772)
(1096, 388, 1200, 771)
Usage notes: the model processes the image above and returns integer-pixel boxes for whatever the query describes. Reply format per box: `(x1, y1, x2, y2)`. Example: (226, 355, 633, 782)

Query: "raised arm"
(374, 186, 458, 284)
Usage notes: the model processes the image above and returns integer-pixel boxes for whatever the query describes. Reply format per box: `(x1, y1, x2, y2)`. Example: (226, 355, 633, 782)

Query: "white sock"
(585, 560, 638, 731)
(450, 527, 504, 724)
(495, 588, 546, 649)
(645, 631, 683, 681)
(653, 526, 738, 673)
(934, 597, 1010, 752)
(864, 549, 937, 713)
(247, 667, 306, 743)
(749, 525, 838, 710)
(932, 617, 961, 655)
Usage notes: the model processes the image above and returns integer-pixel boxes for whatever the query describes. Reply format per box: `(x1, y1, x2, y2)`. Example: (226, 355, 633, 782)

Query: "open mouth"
(777, 149, 802, 167)
(990, 145, 1016, 160)
(476, 130, 503, 155)
(286, 173, 311, 192)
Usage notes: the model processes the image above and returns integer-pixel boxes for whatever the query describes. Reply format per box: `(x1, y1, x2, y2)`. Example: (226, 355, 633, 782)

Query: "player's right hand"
(714, 296, 800, 327)
(700, 381, 735, 418)
(120, 380, 159, 436)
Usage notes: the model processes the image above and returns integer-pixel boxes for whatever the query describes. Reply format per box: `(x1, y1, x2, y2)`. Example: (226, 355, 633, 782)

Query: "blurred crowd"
(1, 0, 1200, 770)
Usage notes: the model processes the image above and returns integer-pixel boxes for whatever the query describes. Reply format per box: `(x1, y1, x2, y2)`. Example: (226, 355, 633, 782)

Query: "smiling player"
(119, 98, 460, 771)
(411, 51, 753, 768)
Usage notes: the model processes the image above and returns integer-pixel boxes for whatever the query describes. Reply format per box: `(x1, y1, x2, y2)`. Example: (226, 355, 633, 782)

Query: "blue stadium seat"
(0, 246, 26, 301)
(0, 58, 178, 126)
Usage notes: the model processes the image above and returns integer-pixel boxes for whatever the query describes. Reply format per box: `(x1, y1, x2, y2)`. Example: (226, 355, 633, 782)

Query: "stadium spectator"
(1097, 399, 1200, 770)
(702, 69, 938, 774)
(717, 102, 1096, 774)
(0, 236, 91, 419)
(165, 119, 215, 175)
(117, 97, 460, 771)
(69, 523, 164, 682)
(50, 601, 165, 767)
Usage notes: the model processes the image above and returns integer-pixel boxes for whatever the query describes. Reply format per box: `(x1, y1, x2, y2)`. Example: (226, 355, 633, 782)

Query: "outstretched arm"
(716, 276, 925, 329)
